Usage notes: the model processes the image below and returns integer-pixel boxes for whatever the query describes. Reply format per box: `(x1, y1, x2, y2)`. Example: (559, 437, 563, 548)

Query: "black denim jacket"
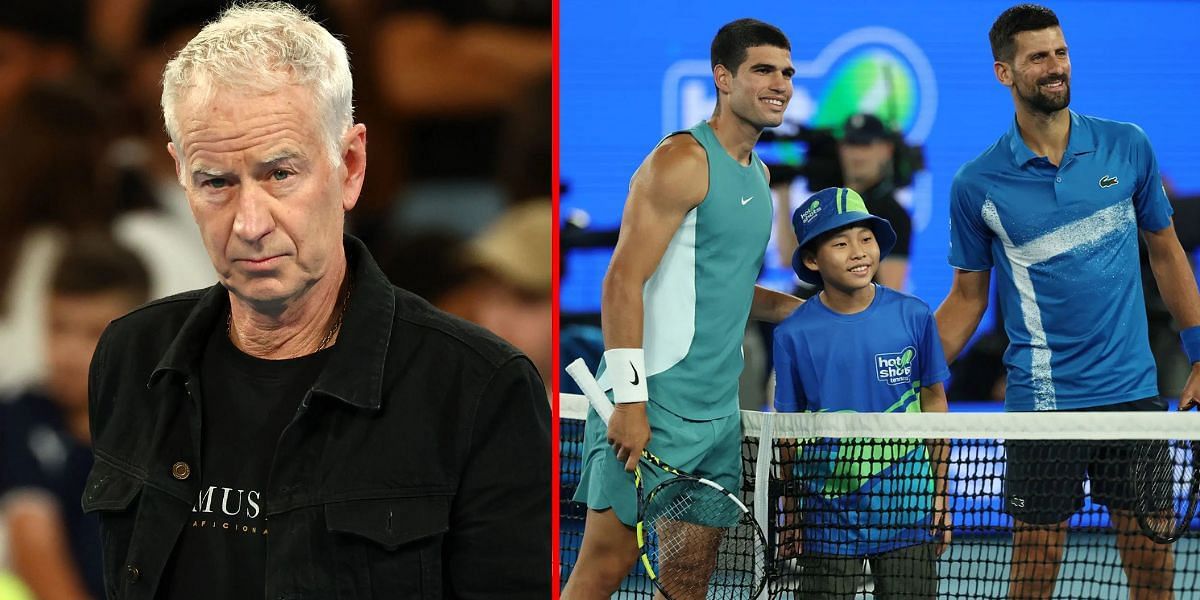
(83, 237, 551, 599)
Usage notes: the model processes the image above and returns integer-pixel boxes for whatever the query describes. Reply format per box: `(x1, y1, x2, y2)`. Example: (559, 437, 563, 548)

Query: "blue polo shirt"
(949, 111, 1173, 412)
(772, 285, 950, 556)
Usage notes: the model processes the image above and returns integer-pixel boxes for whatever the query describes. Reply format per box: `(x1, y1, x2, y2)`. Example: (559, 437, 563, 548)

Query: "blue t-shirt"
(949, 111, 1172, 412)
(772, 285, 950, 556)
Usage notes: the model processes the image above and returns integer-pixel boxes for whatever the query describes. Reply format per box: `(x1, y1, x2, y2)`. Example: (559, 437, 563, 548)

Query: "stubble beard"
(1018, 76, 1071, 115)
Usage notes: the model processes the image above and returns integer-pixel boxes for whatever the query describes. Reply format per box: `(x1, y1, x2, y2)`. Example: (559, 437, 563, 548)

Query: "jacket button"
(126, 565, 140, 582)
(171, 461, 191, 480)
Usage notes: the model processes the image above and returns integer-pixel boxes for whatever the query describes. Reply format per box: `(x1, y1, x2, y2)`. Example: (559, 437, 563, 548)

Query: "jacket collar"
(149, 235, 395, 411)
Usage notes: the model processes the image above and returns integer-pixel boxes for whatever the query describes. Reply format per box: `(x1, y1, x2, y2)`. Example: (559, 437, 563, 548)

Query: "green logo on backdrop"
(814, 50, 919, 137)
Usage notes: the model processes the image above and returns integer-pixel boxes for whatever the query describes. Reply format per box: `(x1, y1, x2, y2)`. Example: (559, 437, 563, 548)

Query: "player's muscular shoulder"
(632, 134, 709, 212)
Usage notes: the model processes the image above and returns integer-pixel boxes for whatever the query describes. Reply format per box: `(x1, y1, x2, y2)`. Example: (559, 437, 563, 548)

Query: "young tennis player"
(773, 186, 951, 599)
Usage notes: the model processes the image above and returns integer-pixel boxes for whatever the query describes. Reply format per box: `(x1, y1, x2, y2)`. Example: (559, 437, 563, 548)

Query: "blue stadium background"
(560, 0, 1200, 326)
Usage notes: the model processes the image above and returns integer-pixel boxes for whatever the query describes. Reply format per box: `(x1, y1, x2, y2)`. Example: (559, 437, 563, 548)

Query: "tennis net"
(558, 394, 1200, 598)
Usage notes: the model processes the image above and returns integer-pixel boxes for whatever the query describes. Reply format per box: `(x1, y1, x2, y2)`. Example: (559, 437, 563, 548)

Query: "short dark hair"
(989, 4, 1060, 63)
(710, 18, 790, 73)
(51, 232, 151, 303)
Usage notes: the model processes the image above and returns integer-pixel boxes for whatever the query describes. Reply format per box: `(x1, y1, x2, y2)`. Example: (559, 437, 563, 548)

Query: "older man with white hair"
(82, 3, 550, 599)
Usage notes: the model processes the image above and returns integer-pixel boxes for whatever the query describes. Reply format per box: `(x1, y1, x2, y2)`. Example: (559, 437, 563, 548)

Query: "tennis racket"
(566, 359, 768, 600)
(1134, 438, 1200, 544)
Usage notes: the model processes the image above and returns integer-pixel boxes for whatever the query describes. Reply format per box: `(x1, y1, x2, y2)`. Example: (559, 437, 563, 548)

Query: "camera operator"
(837, 113, 913, 289)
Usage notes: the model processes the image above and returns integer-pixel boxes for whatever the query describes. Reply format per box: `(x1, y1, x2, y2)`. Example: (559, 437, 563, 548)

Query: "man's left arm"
(1143, 222, 1200, 409)
(750, 285, 802, 323)
(444, 357, 550, 597)
(1130, 126, 1200, 409)
(919, 309, 952, 554)
(753, 162, 804, 323)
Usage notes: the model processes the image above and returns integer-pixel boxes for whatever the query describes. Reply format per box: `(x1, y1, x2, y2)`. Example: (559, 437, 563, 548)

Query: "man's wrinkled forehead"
(1012, 26, 1067, 60)
(172, 84, 313, 150)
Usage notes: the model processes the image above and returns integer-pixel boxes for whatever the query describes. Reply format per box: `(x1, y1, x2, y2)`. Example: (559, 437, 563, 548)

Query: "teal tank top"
(641, 121, 773, 420)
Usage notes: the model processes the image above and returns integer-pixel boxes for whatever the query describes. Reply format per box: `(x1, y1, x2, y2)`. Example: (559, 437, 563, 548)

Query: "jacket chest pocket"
(324, 495, 451, 599)
(82, 460, 145, 599)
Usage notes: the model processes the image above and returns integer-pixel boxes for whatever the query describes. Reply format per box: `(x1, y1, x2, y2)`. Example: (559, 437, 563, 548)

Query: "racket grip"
(566, 358, 614, 425)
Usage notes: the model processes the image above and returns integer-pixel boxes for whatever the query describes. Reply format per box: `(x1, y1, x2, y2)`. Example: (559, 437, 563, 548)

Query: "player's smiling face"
(724, 45, 794, 129)
(805, 225, 880, 292)
(1005, 26, 1071, 115)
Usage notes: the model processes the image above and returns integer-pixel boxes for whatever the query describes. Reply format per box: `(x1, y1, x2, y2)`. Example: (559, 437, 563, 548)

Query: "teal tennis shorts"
(573, 401, 742, 527)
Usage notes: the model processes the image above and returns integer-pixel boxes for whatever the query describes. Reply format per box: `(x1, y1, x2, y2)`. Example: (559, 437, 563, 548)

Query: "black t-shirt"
(158, 324, 331, 600)
(0, 391, 104, 599)
(862, 184, 913, 258)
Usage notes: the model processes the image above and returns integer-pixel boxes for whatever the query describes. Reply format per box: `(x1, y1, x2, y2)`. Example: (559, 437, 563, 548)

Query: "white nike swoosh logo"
(740, 196, 753, 205)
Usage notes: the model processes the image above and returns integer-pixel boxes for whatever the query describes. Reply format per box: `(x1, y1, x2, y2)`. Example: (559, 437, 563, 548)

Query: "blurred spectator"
(497, 75, 553, 207)
(0, 234, 150, 600)
(373, 0, 550, 142)
(0, 85, 118, 292)
(0, 2, 88, 118)
(381, 200, 551, 396)
(837, 113, 914, 290)
(0, 85, 124, 392)
(457, 199, 553, 395)
(378, 231, 477, 307)
(87, 0, 151, 70)
(0, 85, 213, 392)
(372, 1, 551, 243)
(560, 324, 604, 396)
(558, 212, 607, 397)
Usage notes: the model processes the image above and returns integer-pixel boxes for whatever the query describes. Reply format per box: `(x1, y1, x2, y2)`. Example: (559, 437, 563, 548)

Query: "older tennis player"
(82, 3, 549, 598)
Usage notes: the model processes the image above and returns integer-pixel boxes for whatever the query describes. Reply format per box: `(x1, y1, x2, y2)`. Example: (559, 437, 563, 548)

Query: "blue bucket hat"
(791, 187, 897, 285)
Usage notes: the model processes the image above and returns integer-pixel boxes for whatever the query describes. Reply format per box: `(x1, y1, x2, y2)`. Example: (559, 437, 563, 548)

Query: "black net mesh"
(560, 403, 1200, 599)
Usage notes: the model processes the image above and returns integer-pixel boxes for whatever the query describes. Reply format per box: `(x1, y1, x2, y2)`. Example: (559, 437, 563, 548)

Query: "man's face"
(168, 84, 366, 311)
(1001, 26, 1071, 115)
(721, 45, 794, 129)
(47, 291, 138, 411)
(838, 140, 894, 188)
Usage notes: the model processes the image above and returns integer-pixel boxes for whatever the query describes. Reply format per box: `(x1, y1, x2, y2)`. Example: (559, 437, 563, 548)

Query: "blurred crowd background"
(0, 1, 550, 598)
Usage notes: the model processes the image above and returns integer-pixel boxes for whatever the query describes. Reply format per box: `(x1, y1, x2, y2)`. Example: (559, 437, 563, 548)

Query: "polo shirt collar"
(1064, 110, 1096, 156)
(1006, 110, 1095, 167)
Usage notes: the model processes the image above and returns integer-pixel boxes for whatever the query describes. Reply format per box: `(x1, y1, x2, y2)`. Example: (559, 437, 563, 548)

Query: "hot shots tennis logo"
(800, 200, 822, 223)
(876, 346, 916, 385)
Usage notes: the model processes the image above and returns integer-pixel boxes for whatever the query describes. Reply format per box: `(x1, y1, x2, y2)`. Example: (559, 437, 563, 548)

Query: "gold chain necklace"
(227, 282, 352, 352)
(314, 283, 351, 351)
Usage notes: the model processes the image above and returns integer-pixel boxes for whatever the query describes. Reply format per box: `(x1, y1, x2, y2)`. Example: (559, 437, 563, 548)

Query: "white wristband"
(604, 348, 649, 404)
